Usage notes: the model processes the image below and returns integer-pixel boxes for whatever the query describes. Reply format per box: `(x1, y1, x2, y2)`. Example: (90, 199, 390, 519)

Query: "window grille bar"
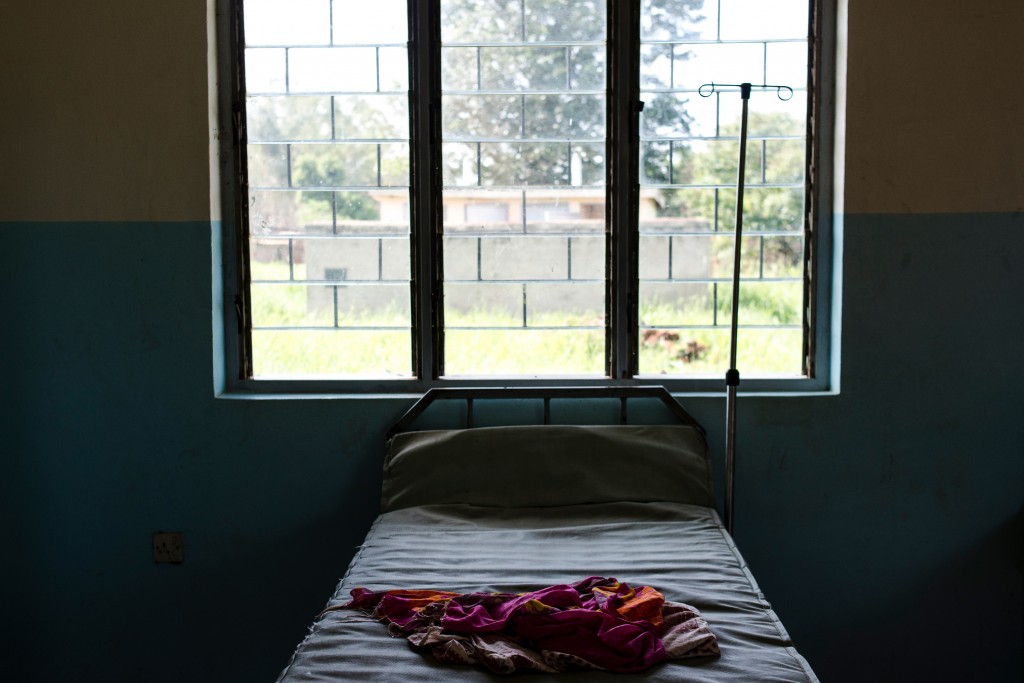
(446, 325, 605, 331)
(438, 230, 605, 238)
(408, 0, 444, 379)
(641, 37, 807, 46)
(331, 191, 337, 235)
(244, 41, 408, 49)
(250, 234, 411, 241)
(641, 86, 808, 95)
(444, 278, 605, 284)
(636, 276, 802, 285)
(637, 324, 801, 331)
(636, 229, 803, 238)
(668, 140, 674, 184)
(330, 96, 336, 140)
(251, 185, 412, 191)
(249, 138, 412, 145)
(254, 325, 411, 331)
(440, 137, 608, 145)
(444, 89, 605, 96)
(252, 280, 411, 286)
(669, 43, 676, 89)
(442, 40, 605, 48)
(633, 182, 803, 190)
(637, 134, 805, 142)
(761, 140, 768, 183)
(803, 0, 825, 379)
(713, 188, 720, 231)
(439, 184, 608, 192)
(476, 47, 481, 89)
(230, 0, 254, 380)
(247, 89, 408, 96)
(475, 142, 482, 186)
(607, 0, 640, 379)
(284, 47, 290, 92)
(759, 237, 765, 278)
(712, 283, 718, 326)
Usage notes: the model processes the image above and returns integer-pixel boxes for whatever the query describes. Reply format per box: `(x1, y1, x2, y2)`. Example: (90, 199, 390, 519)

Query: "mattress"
(277, 423, 817, 681)
(276, 501, 818, 682)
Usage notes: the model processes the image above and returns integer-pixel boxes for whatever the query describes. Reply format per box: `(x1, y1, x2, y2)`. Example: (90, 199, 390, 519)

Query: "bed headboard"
(386, 386, 706, 440)
(381, 386, 715, 512)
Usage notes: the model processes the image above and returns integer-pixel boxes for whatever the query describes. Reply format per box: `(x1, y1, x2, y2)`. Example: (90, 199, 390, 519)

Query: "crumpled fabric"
(334, 577, 719, 674)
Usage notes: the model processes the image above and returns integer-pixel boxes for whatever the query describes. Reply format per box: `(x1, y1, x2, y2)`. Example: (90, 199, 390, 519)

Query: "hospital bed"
(276, 386, 818, 682)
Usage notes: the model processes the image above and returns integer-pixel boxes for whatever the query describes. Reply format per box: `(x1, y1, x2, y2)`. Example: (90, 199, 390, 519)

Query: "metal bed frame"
(386, 385, 732, 530)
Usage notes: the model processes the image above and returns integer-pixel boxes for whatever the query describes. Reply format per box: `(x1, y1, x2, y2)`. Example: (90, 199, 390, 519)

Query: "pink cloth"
(341, 577, 719, 674)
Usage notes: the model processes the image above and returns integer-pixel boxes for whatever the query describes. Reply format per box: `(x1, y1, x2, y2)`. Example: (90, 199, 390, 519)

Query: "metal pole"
(724, 82, 751, 536)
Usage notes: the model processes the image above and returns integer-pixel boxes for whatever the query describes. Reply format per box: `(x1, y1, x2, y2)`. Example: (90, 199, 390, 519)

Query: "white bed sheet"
(277, 501, 818, 682)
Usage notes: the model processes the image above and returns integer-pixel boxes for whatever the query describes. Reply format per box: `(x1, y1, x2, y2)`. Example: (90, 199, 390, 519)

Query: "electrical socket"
(152, 531, 184, 564)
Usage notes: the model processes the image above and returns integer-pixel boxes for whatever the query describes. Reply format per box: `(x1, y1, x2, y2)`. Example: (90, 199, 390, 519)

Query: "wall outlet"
(152, 531, 184, 564)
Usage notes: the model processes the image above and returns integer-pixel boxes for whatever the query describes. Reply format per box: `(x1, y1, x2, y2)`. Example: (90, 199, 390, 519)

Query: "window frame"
(215, 0, 837, 395)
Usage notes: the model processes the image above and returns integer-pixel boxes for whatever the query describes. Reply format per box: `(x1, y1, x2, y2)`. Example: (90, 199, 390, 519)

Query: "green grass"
(248, 261, 803, 377)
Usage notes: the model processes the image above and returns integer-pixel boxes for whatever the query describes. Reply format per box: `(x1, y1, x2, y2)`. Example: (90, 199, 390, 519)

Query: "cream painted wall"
(842, 0, 1024, 214)
(0, 1, 214, 222)
(3, 0, 1020, 220)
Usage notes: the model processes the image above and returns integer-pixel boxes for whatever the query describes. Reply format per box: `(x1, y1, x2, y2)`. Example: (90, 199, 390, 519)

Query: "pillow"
(380, 424, 714, 512)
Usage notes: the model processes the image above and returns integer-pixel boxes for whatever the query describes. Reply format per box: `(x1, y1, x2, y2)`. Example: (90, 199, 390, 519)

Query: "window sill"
(215, 375, 837, 399)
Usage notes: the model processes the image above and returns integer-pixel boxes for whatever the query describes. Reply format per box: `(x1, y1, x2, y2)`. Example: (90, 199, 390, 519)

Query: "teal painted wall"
(4, 213, 1021, 681)
(4, 0, 1023, 680)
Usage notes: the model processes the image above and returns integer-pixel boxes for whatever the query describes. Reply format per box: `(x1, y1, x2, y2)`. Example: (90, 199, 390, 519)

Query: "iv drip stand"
(698, 81, 793, 535)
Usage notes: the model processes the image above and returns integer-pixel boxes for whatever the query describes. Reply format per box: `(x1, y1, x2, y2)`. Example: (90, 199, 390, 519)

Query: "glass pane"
(441, 0, 607, 376)
(640, 0, 718, 41)
(244, 0, 331, 46)
(334, 95, 409, 140)
(245, 49, 287, 93)
(332, 0, 407, 44)
(638, 327, 803, 377)
(252, 330, 412, 377)
(444, 330, 604, 375)
(523, 0, 606, 42)
(243, 0, 412, 377)
(672, 43, 765, 90)
(638, 0, 809, 377)
(288, 48, 378, 93)
(441, 0, 522, 43)
(640, 282, 716, 326)
(719, 0, 809, 41)
(247, 96, 333, 141)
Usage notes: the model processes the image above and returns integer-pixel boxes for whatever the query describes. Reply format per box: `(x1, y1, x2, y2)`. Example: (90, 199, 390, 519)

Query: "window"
(219, 0, 832, 391)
